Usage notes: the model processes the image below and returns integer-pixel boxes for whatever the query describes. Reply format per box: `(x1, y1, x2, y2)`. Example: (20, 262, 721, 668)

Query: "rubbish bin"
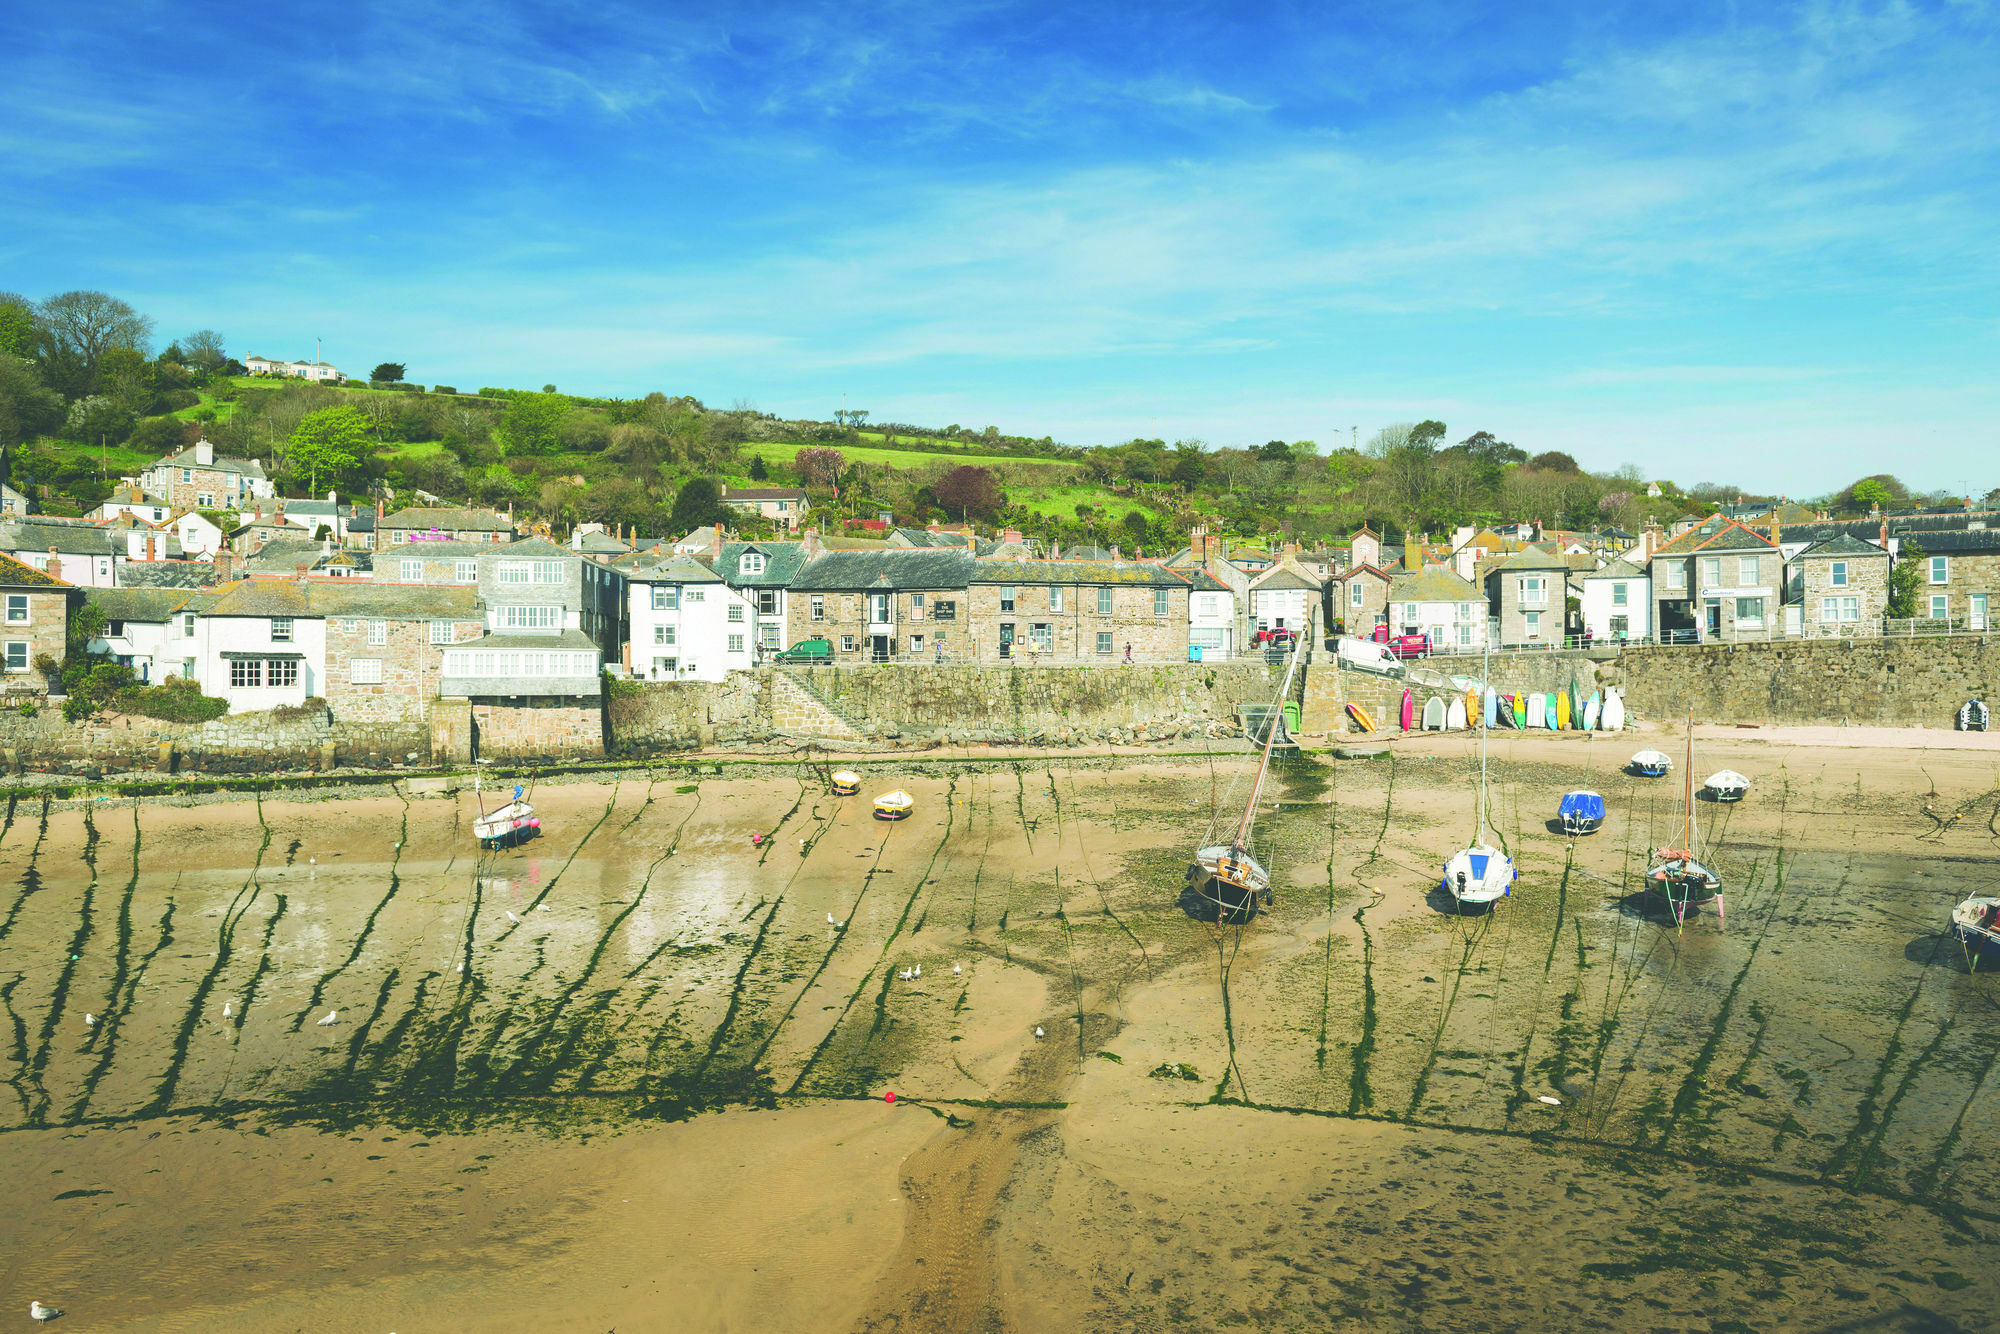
(1283, 701, 1300, 733)
(1188, 645, 1204, 663)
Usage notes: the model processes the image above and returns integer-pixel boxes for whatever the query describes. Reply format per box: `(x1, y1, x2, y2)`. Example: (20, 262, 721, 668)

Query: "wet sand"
(1, 732, 1998, 1330)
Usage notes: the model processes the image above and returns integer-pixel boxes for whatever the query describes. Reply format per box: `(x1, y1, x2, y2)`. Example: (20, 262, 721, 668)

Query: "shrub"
(433, 385, 457, 396)
(269, 696, 327, 723)
(115, 676, 229, 724)
(16, 701, 35, 718)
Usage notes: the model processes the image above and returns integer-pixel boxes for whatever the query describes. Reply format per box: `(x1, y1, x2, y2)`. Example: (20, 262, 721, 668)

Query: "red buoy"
(884, 1091, 897, 1103)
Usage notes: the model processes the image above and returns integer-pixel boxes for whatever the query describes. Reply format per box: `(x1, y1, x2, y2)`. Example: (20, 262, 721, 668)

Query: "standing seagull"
(222, 1002, 231, 1018)
(1034, 1026, 1045, 1039)
(316, 1010, 338, 1027)
(827, 913, 837, 925)
(953, 963, 962, 977)
(30, 1301, 61, 1322)
(83, 1014, 95, 1027)
(506, 910, 519, 924)
(912, 964, 921, 978)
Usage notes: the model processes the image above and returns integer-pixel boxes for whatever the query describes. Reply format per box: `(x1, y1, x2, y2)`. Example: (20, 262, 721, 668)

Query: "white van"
(1336, 636, 1402, 676)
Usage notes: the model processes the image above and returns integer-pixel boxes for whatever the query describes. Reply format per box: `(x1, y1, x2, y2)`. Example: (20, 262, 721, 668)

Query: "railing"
(1643, 616, 1992, 646)
(777, 647, 1278, 669)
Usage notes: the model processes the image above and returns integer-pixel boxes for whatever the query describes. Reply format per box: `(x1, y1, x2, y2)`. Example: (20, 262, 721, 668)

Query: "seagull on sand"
(506, 911, 519, 924)
(1034, 1026, 1045, 1039)
(827, 913, 837, 925)
(912, 964, 921, 978)
(536, 904, 550, 912)
(83, 1014, 95, 1027)
(316, 1010, 338, 1026)
(222, 1003, 231, 1018)
(30, 1300, 61, 1322)
(898, 969, 912, 981)
(953, 963, 961, 977)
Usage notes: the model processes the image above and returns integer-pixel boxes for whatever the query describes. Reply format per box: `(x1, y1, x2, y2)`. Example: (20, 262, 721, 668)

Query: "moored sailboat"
(1188, 608, 1312, 922)
(1441, 627, 1515, 909)
(1646, 712, 1723, 926)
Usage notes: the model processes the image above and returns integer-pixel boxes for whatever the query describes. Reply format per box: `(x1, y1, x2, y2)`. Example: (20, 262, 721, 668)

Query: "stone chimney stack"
(802, 527, 822, 559)
(295, 562, 310, 582)
(710, 522, 725, 557)
(194, 438, 214, 467)
(45, 546, 61, 583)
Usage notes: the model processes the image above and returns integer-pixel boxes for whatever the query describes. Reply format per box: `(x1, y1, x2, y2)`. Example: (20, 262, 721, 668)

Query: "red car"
(1381, 632, 1433, 659)
(1252, 627, 1299, 647)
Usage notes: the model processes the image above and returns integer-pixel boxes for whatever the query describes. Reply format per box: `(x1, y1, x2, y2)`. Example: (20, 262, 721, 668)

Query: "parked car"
(1252, 627, 1299, 647)
(1382, 632, 1433, 659)
(774, 636, 834, 664)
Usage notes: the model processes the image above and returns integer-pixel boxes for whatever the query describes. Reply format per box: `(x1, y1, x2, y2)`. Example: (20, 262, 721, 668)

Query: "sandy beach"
(2, 726, 1998, 1330)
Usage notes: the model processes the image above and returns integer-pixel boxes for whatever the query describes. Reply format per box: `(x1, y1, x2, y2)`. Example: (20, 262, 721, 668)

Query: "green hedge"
(117, 676, 230, 723)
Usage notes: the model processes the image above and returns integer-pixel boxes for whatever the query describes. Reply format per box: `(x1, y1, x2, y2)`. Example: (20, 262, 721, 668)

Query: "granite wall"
(1611, 636, 2000, 728)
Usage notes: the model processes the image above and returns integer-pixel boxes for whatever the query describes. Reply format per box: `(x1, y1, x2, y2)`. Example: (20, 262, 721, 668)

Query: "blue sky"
(3, 0, 1996, 492)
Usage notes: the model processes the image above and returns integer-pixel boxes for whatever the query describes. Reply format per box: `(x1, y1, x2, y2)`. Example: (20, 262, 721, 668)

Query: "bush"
(433, 385, 457, 395)
(15, 701, 35, 718)
(117, 676, 229, 724)
(159, 388, 200, 411)
(269, 696, 327, 723)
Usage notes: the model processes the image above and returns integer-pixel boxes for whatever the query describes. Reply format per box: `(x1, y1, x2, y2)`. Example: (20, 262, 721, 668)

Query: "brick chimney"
(45, 546, 61, 583)
(1769, 510, 1781, 549)
(802, 527, 822, 559)
(215, 549, 233, 583)
(295, 562, 310, 581)
(710, 522, 725, 557)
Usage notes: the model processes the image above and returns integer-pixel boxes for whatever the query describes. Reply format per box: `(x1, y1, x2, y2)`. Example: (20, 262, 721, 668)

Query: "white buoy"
(1537, 1095, 1562, 1106)
(1034, 1026, 1045, 1039)
(309, 856, 316, 865)
(30, 1301, 61, 1322)
(316, 1010, 338, 1026)
(83, 1013, 95, 1027)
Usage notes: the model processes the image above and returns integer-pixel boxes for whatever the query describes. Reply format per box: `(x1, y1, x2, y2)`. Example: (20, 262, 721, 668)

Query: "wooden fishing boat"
(1188, 609, 1311, 923)
(831, 769, 861, 796)
(873, 790, 914, 820)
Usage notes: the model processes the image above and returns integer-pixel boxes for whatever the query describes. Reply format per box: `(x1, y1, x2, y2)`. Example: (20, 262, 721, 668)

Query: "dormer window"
(740, 552, 766, 575)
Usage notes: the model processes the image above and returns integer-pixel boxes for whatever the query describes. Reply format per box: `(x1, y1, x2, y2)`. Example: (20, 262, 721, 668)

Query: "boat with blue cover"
(1558, 790, 1605, 836)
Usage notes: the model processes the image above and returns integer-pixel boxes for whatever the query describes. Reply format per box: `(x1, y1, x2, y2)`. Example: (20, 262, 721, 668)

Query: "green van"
(774, 636, 834, 664)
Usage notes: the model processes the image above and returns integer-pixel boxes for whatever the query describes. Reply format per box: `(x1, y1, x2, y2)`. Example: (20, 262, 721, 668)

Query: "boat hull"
(1646, 856, 1721, 903)
(475, 803, 538, 849)
(1190, 844, 1271, 921)
(1442, 844, 1514, 906)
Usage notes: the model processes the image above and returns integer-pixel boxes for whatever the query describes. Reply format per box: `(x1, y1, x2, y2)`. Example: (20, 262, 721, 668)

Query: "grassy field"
(742, 439, 1083, 475)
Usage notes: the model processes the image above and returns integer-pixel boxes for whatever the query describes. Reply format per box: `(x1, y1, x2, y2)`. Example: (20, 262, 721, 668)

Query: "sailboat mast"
(1682, 708, 1695, 850)
(1233, 608, 1311, 847)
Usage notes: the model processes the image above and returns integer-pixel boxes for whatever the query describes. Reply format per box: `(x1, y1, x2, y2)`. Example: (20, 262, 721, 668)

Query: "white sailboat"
(1441, 627, 1514, 908)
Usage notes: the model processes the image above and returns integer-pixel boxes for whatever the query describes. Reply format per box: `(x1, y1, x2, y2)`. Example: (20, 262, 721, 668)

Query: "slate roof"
(1387, 565, 1483, 602)
(86, 587, 198, 622)
(203, 579, 313, 617)
(1249, 562, 1322, 591)
(0, 521, 122, 556)
(793, 550, 975, 591)
(240, 538, 327, 573)
(721, 487, 808, 501)
(715, 541, 810, 588)
(495, 536, 575, 559)
(1185, 570, 1232, 593)
(1485, 546, 1570, 574)
(118, 562, 216, 589)
(618, 553, 724, 584)
(1583, 558, 1648, 581)
(380, 505, 514, 532)
(1798, 533, 1889, 559)
(1891, 529, 2000, 554)
(889, 528, 971, 548)
(375, 539, 492, 559)
(969, 558, 1187, 586)
(153, 447, 267, 480)
(450, 628, 600, 652)
(574, 532, 632, 554)
(1649, 515, 1779, 557)
(1338, 563, 1392, 583)
(0, 551, 72, 589)
(309, 583, 479, 618)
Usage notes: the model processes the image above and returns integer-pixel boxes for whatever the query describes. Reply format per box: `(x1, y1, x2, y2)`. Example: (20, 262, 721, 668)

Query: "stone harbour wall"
(0, 704, 429, 775)
(1611, 636, 2000, 728)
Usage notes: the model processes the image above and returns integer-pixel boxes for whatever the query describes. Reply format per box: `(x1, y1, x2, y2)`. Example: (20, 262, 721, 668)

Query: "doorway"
(999, 623, 1014, 658)
(870, 635, 892, 663)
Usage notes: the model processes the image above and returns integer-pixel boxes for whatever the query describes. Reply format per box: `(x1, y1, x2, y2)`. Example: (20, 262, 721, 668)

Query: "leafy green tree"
(287, 406, 370, 493)
(128, 415, 191, 452)
(503, 391, 568, 454)
(1529, 451, 1580, 472)
(1171, 445, 1209, 489)
(371, 362, 407, 383)
(0, 298, 36, 360)
(0, 354, 63, 446)
(35, 290, 155, 398)
(1887, 539, 1927, 619)
(63, 395, 135, 444)
(669, 477, 725, 531)
(1851, 479, 1892, 511)
(748, 454, 769, 481)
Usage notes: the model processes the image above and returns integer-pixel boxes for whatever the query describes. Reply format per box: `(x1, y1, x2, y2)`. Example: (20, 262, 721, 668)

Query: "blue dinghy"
(1557, 789, 1606, 836)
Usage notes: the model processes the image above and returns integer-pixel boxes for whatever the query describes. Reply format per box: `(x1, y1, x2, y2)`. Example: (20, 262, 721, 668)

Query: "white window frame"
(1519, 576, 1546, 606)
(1050, 587, 1064, 612)
(651, 585, 679, 610)
(1095, 631, 1114, 655)
(1930, 556, 1949, 584)
(1739, 556, 1759, 584)
(1829, 561, 1847, 587)
(727, 633, 745, 654)
(1611, 582, 1627, 607)
(1930, 594, 1949, 619)
(455, 559, 478, 584)
(3, 641, 26, 672)
(270, 617, 293, 643)
(496, 605, 561, 630)
(809, 595, 825, 622)
(430, 620, 453, 645)
(910, 593, 925, 620)
(1349, 582, 1363, 608)
(350, 658, 383, 684)
(368, 619, 387, 645)
(3, 594, 25, 624)
(739, 553, 766, 575)
(1153, 588, 1169, 617)
(401, 559, 424, 582)
(498, 561, 532, 584)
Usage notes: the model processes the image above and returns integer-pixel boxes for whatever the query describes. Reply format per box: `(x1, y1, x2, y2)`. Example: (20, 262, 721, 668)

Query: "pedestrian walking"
(1123, 642, 1133, 665)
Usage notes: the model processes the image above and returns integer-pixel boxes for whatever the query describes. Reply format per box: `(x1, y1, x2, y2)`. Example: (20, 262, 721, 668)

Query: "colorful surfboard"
(1555, 691, 1571, 730)
(1512, 693, 1527, 729)
(1483, 688, 1498, 729)
(1582, 692, 1601, 731)
(1527, 693, 1546, 729)
(1464, 687, 1480, 727)
(1346, 701, 1376, 732)
(1400, 687, 1414, 732)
